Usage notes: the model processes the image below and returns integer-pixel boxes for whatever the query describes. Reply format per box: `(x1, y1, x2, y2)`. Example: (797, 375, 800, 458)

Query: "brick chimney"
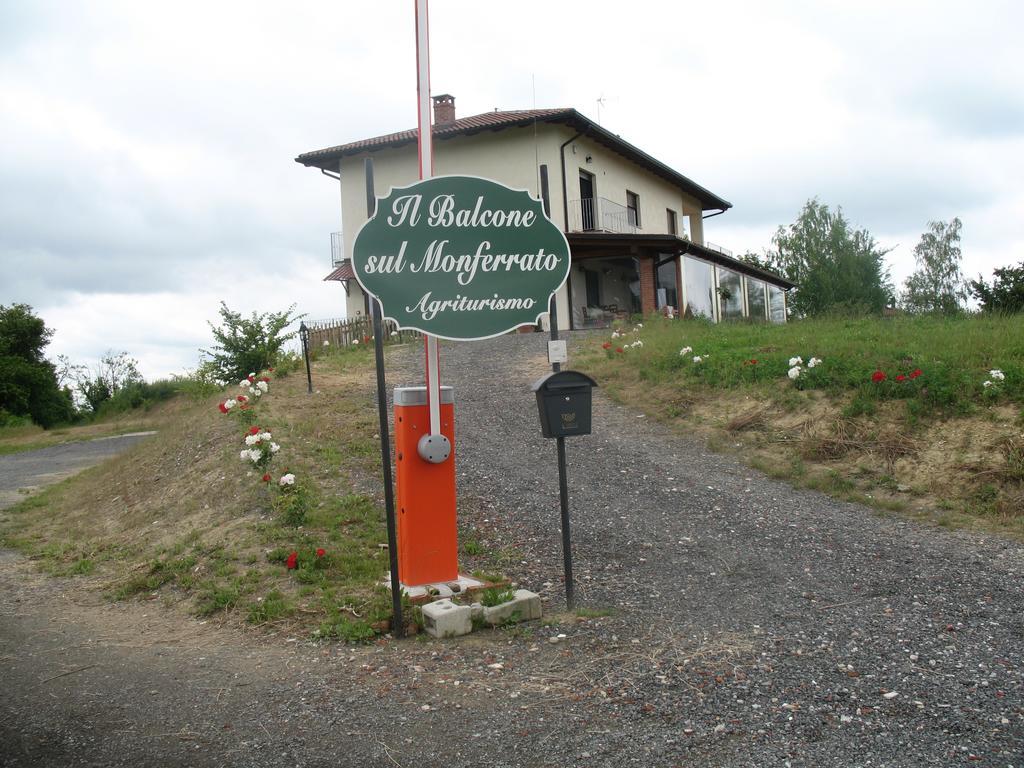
(432, 94, 456, 126)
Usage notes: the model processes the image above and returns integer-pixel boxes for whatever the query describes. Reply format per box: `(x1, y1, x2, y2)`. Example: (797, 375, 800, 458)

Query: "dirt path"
(0, 432, 157, 510)
(2, 335, 1023, 766)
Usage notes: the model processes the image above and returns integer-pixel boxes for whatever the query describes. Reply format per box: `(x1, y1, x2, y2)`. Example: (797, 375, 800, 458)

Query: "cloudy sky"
(2, 1, 1022, 379)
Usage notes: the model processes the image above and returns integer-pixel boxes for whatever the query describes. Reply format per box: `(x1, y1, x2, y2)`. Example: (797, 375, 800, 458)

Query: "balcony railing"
(568, 197, 639, 234)
(705, 241, 733, 257)
(331, 231, 344, 266)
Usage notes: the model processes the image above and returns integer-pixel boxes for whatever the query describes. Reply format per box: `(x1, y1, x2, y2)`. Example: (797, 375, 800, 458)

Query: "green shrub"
(273, 482, 312, 527)
(200, 302, 304, 384)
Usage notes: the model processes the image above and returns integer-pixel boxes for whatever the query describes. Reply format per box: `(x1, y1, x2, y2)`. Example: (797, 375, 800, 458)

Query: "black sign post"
(547, 295, 572, 608)
(364, 157, 403, 637)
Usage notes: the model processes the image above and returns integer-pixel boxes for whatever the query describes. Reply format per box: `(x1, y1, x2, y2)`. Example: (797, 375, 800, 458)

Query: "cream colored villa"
(297, 95, 793, 329)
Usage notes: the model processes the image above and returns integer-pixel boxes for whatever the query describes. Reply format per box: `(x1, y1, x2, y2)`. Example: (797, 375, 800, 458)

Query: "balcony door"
(579, 170, 596, 231)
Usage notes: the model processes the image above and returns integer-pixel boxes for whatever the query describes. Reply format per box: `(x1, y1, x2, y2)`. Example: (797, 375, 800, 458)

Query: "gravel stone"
(2, 333, 1022, 766)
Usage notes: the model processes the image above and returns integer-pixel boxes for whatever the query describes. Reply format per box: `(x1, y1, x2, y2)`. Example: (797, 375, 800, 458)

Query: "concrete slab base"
(382, 573, 486, 603)
(481, 589, 542, 626)
(421, 599, 472, 638)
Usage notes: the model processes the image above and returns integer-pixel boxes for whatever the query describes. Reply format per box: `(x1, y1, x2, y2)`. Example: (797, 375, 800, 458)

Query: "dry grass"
(0, 346, 409, 638)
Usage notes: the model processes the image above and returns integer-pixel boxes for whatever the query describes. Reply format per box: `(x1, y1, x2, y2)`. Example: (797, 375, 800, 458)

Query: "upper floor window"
(667, 208, 678, 235)
(626, 191, 640, 227)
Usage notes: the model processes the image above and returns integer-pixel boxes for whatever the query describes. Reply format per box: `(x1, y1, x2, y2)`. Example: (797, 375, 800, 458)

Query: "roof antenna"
(596, 94, 607, 125)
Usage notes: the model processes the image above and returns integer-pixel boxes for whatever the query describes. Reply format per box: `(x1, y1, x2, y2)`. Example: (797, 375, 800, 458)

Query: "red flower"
(615, 347, 624, 354)
(260, 376, 270, 382)
(896, 374, 906, 382)
(248, 426, 260, 435)
(744, 359, 758, 366)
(316, 548, 326, 558)
(909, 369, 922, 379)
(268, 367, 275, 372)
(218, 401, 228, 414)
(871, 370, 886, 383)
(247, 375, 255, 383)
(237, 395, 247, 403)
(286, 551, 298, 570)
(602, 341, 612, 350)
(261, 473, 271, 482)
(363, 335, 371, 344)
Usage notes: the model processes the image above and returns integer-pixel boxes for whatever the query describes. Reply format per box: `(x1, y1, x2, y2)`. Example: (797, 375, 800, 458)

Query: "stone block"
(481, 589, 542, 626)
(422, 598, 472, 638)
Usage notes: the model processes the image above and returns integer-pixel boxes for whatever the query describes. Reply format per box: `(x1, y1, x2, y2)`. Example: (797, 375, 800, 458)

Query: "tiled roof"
(324, 261, 355, 282)
(296, 108, 731, 211)
(298, 109, 573, 162)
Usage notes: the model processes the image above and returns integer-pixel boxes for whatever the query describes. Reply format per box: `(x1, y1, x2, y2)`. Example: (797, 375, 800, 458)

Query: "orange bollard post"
(393, 386, 458, 586)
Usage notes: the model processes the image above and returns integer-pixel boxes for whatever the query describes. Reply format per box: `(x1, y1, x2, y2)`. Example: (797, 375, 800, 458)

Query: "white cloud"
(2, 0, 1023, 377)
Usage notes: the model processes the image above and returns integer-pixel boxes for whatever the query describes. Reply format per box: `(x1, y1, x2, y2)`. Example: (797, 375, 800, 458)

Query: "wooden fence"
(306, 317, 420, 349)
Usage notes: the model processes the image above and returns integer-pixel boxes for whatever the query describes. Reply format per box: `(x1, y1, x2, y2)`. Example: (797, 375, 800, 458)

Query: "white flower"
(248, 449, 262, 463)
(323, 340, 330, 346)
(679, 346, 693, 356)
(983, 380, 993, 389)
(636, 323, 644, 329)
(788, 356, 803, 367)
(631, 340, 644, 348)
(239, 379, 251, 388)
(270, 442, 280, 453)
(990, 369, 1005, 381)
(788, 366, 802, 380)
(251, 387, 262, 398)
(224, 398, 236, 410)
(352, 338, 360, 345)
(611, 330, 621, 339)
(256, 380, 269, 393)
(279, 473, 296, 486)
(693, 356, 703, 364)
(240, 450, 250, 461)
(807, 357, 822, 368)
(245, 434, 258, 446)
(260, 431, 272, 442)
(248, 372, 256, 378)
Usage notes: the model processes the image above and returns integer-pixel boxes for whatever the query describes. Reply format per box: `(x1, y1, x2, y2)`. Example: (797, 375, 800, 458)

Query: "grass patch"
(480, 586, 515, 607)
(576, 607, 614, 619)
(580, 313, 1024, 537)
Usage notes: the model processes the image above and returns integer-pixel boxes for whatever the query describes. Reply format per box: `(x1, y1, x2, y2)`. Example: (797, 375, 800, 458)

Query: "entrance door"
(579, 170, 595, 230)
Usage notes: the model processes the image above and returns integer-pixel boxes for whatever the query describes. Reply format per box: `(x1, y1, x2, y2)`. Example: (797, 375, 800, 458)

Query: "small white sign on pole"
(547, 340, 568, 365)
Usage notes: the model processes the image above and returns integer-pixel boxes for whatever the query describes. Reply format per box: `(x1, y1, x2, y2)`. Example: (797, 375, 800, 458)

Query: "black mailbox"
(532, 370, 597, 439)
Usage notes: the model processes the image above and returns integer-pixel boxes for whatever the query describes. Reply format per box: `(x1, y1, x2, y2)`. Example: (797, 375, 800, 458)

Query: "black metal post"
(299, 321, 312, 394)
(556, 435, 574, 609)
(364, 157, 403, 636)
(372, 298, 403, 637)
(548, 294, 574, 609)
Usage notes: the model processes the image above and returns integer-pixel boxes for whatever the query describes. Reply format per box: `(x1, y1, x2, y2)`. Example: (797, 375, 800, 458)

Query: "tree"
(770, 199, 893, 317)
(900, 218, 967, 314)
(200, 302, 303, 384)
(75, 351, 144, 414)
(0, 304, 75, 427)
(970, 260, 1024, 313)
(737, 250, 779, 274)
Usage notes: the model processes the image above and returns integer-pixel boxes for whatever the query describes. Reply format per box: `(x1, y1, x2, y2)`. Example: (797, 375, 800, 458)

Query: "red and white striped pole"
(414, 0, 444, 450)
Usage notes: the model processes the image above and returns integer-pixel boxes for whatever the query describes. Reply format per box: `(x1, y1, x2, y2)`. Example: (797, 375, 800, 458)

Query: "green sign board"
(352, 175, 571, 340)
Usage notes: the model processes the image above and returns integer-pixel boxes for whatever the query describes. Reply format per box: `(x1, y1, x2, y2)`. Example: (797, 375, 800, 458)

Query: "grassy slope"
(577, 314, 1024, 536)
(0, 350, 407, 639)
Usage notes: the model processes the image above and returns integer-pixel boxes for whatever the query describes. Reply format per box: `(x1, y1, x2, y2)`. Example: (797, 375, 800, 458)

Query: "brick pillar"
(639, 256, 656, 316)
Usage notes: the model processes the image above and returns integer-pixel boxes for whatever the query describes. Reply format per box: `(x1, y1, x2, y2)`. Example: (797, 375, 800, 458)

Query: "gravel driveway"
(1, 334, 1021, 767)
